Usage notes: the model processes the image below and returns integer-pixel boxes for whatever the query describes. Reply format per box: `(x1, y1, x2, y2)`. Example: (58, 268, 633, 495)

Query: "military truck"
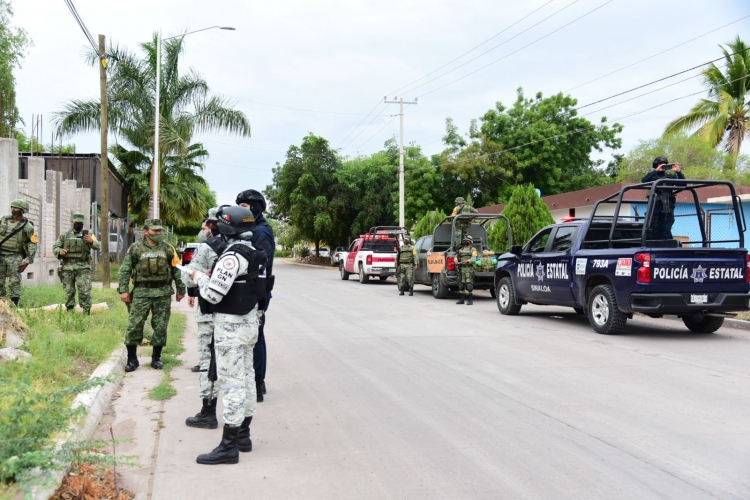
(412, 214, 512, 299)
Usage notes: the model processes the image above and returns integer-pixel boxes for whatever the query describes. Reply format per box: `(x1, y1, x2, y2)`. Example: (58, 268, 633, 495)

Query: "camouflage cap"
(71, 213, 85, 222)
(143, 218, 164, 230)
(454, 197, 465, 204)
(207, 207, 219, 222)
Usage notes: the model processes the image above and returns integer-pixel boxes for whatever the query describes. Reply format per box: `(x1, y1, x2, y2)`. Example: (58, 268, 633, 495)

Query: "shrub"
(488, 184, 554, 253)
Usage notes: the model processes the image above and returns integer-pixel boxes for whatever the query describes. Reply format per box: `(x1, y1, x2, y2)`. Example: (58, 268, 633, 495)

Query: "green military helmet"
(462, 234, 473, 244)
(454, 197, 465, 205)
(207, 207, 219, 222)
(403, 236, 411, 244)
(71, 213, 85, 222)
(10, 199, 29, 213)
(144, 218, 164, 230)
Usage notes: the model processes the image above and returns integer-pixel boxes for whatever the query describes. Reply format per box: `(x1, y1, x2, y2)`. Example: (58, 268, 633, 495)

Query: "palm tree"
(54, 35, 250, 225)
(665, 36, 750, 169)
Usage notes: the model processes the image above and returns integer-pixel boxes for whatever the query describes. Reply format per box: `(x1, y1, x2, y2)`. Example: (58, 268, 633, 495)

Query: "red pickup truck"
(339, 226, 408, 283)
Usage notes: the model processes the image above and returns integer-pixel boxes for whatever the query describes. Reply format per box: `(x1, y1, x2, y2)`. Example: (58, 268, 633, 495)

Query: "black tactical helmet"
(652, 156, 668, 169)
(236, 189, 267, 213)
(216, 205, 256, 237)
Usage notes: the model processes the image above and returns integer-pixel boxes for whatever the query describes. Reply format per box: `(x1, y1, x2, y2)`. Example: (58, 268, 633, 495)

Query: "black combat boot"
(125, 345, 139, 372)
(237, 416, 253, 452)
(256, 381, 264, 402)
(151, 346, 164, 369)
(196, 425, 240, 465)
(185, 398, 218, 429)
(467, 293, 473, 305)
(456, 294, 465, 305)
(82, 308, 91, 316)
(66, 306, 75, 312)
(10, 297, 19, 307)
(399, 285, 404, 296)
(191, 364, 205, 372)
(409, 287, 413, 296)
(260, 381, 267, 395)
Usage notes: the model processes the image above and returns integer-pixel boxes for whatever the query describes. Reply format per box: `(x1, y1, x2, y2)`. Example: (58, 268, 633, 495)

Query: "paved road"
(152, 260, 750, 500)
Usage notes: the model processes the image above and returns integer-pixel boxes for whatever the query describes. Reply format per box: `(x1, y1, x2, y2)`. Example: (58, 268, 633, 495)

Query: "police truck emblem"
(536, 263, 545, 282)
(691, 265, 707, 283)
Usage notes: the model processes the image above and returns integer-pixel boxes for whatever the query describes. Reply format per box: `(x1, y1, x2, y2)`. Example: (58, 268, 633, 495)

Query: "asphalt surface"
(151, 260, 750, 500)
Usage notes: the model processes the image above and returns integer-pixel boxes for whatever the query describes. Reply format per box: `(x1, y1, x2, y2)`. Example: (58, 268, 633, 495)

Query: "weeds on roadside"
(147, 313, 186, 401)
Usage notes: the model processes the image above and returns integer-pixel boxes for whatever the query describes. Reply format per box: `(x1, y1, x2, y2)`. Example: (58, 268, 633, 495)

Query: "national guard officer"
(118, 219, 185, 372)
(184, 208, 225, 430)
(452, 196, 478, 248)
(0, 199, 38, 306)
(456, 235, 478, 305)
(397, 236, 417, 296)
(236, 189, 275, 402)
(186, 205, 268, 465)
(52, 213, 100, 314)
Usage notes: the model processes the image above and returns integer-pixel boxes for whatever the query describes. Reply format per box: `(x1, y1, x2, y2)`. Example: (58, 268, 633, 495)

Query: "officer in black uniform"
(641, 156, 685, 240)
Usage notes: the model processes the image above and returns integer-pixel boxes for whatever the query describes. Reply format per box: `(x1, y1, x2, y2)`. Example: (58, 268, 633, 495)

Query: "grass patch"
(146, 312, 186, 401)
(91, 262, 122, 283)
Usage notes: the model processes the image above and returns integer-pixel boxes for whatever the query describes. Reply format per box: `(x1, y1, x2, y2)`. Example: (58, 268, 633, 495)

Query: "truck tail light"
(366, 254, 372, 266)
(447, 256, 456, 271)
(746, 254, 750, 283)
(635, 252, 651, 284)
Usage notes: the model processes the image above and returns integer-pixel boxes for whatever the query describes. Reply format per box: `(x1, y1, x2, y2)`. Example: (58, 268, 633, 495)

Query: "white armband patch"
(208, 254, 240, 295)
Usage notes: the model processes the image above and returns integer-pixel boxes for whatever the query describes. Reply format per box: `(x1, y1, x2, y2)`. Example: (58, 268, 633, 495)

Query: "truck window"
(526, 229, 553, 253)
(550, 226, 578, 252)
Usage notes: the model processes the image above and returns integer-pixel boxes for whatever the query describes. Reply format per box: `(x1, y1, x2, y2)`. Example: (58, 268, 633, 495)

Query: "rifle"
(208, 334, 217, 398)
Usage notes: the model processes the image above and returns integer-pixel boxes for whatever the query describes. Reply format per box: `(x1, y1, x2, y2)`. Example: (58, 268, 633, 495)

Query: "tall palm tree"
(665, 37, 750, 168)
(54, 35, 250, 225)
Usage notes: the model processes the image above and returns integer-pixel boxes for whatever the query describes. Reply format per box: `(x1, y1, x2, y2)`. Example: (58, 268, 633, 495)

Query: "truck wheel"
(431, 274, 449, 299)
(340, 263, 350, 280)
(587, 284, 627, 335)
(358, 264, 369, 284)
(496, 277, 521, 315)
(682, 314, 724, 334)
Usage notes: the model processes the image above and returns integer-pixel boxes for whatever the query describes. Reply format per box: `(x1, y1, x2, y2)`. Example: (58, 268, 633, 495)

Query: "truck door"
(415, 235, 432, 283)
(544, 225, 579, 304)
(345, 239, 360, 273)
(515, 228, 553, 303)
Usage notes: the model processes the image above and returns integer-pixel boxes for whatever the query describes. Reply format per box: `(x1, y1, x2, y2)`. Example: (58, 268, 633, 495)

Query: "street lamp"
(152, 26, 235, 219)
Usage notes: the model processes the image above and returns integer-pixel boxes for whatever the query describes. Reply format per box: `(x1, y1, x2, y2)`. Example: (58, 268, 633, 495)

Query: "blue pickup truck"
(494, 179, 750, 335)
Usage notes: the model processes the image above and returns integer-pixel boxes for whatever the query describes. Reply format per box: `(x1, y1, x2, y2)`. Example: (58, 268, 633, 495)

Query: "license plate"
(690, 294, 708, 304)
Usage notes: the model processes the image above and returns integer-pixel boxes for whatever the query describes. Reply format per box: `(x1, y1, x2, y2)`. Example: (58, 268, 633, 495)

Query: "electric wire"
(236, 98, 387, 116)
(335, 100, 385, 149)
(387, 0, 556, 96)
(340, 102, 390, 151)
(63, 0, 99, 55)
(349, 115, 399, 153)
(414, 0, 615, 99)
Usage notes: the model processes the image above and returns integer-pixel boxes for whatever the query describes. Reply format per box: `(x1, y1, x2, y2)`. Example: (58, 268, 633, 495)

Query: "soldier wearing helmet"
(396, 235, 417, 296)
(52, 212, 100, 314)
(456, 234, 478, 305)
(236, 189, 275, 402)
(451, 196, 478, 248)
(0, 199, 38, 306)
(186, 205, 269, 465)
(641, 156, 685, 240)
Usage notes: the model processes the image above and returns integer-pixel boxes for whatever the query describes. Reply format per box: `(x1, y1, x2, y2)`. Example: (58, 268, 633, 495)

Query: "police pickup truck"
(339, 226, 408, 283)
(413, 214, 512, 298)
(494, 179, 750, 335)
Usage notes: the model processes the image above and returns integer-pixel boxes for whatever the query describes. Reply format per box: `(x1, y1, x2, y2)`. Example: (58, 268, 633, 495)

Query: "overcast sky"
(13, 0, 750, 206)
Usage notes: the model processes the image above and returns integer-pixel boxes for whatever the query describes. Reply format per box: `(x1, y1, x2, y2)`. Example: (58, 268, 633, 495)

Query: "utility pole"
(99, 34, 110, 288)
(384, 97, 417, 228)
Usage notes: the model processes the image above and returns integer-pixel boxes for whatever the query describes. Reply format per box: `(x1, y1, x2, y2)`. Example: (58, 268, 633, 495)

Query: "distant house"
(478, 183, 750, 248)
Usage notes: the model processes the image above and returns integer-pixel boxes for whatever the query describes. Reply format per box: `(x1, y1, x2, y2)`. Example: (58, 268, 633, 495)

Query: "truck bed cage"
(587, 179, 746, 248)
(437, 214, 513, 251)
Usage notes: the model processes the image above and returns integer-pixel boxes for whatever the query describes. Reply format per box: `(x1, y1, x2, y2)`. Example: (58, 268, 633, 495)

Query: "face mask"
(150, 234, 163, 244)
(11, 209, 22, 217)
(73, 223, 84, 232)
(210, 226, 220, 237)
(197, 230, 208, 242)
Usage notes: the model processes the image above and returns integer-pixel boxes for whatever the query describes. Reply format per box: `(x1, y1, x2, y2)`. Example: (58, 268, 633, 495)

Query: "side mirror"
(510, 245, 522, 256)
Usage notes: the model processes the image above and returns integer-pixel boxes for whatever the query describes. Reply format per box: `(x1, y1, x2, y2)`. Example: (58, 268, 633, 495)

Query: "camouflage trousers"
(124, 295, 172, 347)
(197, 321, 219, 399)
(458, 266, 475, 296)
(62, 267, 92, 313)
(397, 265, 414, 291)
(214, 310, 260, 426)
(0, 253, 24, 299)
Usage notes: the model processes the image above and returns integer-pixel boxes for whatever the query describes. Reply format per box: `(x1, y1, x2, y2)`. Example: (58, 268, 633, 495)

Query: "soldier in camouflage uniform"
(183, 208, 224, 429)
(52, 213, 100, 314)
(397, 236, 417, 296)
(456, 235, 478, 305)
(0, 199, 38, 306)
(118, 219, 185, 372)
(187, 206, 267, 465)
(452, 196, 478, 249)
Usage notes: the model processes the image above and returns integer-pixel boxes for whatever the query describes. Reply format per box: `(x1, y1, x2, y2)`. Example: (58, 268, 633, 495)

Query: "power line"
(416, 0, 616, 98)
(63, 0, 99, 55)
(205, 161, 274, 171)
(349, 115, 399, 154)
(387, 0, 557, 96)
(340, 102, 391, 151)
(236, 98, 387, 116)
(565, 14, 750, 93)
(335, 100, 385, 149)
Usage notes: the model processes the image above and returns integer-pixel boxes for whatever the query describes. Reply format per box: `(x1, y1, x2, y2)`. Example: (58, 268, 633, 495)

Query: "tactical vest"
(398, 246, 415, 265)
(0, 217, 30, 253)
(61, 231, 90, 260)
(131, 240, 173, 286)
(458, 246, 475, 265)
(204, 242, 268, 316)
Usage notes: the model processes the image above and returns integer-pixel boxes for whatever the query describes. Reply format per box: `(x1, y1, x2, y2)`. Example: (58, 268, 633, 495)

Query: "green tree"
(411, 209, 447, 240)
(0, 0, 31, 137)
(665, 36, 750, 169)
(15, 131, 76, 153)
(488, 184, 554, 253)
(54, 35, 249, 226)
